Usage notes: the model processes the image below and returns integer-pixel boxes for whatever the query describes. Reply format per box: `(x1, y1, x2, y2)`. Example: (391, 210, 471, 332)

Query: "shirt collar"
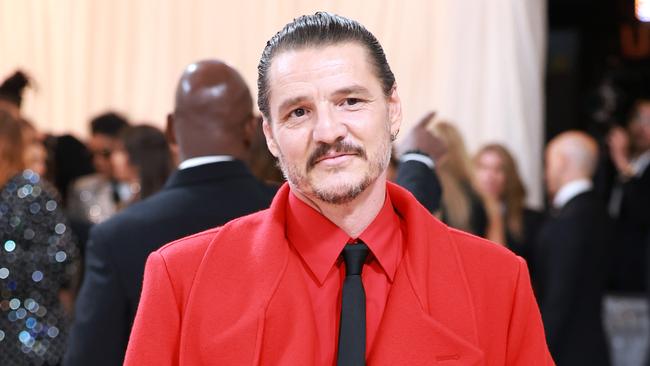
(553, 178, 593, 209)
(286, 189, 402, 285)
(632, 150, 650, 177)
(178, 155, 234, 170)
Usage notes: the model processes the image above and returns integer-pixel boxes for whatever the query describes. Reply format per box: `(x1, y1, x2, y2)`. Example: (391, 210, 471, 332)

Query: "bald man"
(63, 60, 274, 366)
(534, 131, 612, 365)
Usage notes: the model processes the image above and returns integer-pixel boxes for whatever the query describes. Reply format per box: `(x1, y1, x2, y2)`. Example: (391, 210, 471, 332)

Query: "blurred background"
(1, 1, 649, 365)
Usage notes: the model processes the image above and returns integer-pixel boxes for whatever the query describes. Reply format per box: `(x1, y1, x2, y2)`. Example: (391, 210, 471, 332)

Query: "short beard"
(276, 134, 392, 206)
(313, 173, 373, 204)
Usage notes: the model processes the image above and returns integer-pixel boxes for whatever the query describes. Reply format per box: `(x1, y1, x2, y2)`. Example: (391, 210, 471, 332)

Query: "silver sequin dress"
(1, 170, 79, 365)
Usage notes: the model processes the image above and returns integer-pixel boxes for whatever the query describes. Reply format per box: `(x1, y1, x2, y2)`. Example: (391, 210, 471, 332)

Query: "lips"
(307, 141, 367, 171)
(314, 152, 357, 164)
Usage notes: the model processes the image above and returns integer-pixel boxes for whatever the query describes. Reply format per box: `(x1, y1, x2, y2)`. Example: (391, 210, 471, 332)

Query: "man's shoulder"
(446, 227, 523, 276)
(154, 208, 273, 266)
(155, 227, 222, 265)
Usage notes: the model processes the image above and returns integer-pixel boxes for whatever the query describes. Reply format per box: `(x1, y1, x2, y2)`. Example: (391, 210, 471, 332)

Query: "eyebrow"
(278, 96, 310, 115)
(331, 85, 372, 97)
(277, 85, 372, 114)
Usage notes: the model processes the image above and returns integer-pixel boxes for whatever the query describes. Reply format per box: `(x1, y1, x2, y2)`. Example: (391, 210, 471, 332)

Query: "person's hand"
(607, 126, 633, 175)
(397, 111, 447, 161)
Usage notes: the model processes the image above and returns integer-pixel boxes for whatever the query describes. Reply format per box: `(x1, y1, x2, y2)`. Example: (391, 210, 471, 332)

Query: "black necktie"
(337, 242, 369, 366)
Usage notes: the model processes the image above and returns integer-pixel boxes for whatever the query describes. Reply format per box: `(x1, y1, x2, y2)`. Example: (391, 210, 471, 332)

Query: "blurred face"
(262, 43, 401, 205)
(475, 150, 506, 199)
(24, 143, 47, 176)
(110, 142, 138, 183)
(629, 103, 650, 153)
(89, 133, 118, 178)
(20, 127, 47, 176)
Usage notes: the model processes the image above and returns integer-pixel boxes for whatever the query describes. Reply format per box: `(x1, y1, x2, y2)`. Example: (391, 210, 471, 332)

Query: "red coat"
(125, 183, 554, 365)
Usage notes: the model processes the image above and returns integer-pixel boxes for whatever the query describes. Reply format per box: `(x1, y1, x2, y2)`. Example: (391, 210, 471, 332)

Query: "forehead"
(479, 151, 503, 165)
(90, 134, 117, 146)
(267, 43, 381, 99)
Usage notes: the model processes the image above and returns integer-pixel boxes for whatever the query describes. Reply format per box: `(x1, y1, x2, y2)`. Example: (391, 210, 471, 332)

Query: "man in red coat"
(125, 12, 553, 365)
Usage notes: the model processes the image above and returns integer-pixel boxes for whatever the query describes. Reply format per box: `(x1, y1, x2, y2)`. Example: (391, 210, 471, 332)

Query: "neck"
(292, 174, 388, 238)
(559, 173, 589, 189)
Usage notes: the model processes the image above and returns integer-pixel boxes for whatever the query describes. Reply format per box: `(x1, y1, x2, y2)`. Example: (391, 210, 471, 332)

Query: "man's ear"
(242, 115, 258, 149)
(387, 85, 402, 139)
(262, 117, 280, 158)
(165, 113, 177, 145)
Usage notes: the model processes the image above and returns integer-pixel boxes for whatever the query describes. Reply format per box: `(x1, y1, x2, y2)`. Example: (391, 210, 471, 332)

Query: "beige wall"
(0, 0, 546, 205)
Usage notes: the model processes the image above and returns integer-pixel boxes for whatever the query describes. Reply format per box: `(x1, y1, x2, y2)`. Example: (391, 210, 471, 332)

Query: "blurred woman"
(431, 121, 488, 236)
(474, 144, 544, 259)
(111, 125, 173, 204)
(19, 118, 48, 177)
(0, 111, 78, 366)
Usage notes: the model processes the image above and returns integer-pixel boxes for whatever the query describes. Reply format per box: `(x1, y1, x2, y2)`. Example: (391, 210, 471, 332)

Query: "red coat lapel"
(177, 186, 292, 365)
(368, 183, 484, 365)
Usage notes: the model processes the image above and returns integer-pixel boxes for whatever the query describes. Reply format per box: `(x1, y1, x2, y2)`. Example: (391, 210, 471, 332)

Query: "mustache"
(306, 140, 366, 171)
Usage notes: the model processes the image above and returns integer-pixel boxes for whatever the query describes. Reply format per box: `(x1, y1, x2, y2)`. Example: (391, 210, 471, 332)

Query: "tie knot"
(342, 242, 369, 276)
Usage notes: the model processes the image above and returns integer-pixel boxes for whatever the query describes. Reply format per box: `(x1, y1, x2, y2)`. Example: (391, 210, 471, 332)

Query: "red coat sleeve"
(505, 257, 555, 365)
(124, 252, 181, 365)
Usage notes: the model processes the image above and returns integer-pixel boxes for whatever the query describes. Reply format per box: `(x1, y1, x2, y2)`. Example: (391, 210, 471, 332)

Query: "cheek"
(495, 172, 506, 189)
(111, 152, 127, 171)
(476, 169, 490, 186)
(274, 131, 311, 165)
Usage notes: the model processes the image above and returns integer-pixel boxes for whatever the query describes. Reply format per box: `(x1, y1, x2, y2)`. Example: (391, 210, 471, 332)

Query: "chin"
(310, 173, 374, 205)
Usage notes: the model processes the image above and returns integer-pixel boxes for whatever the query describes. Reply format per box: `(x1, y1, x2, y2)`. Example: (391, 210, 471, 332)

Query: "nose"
(312, 105, 347, 145)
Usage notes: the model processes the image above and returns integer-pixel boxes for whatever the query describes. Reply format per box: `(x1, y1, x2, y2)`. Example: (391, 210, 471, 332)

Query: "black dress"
(0, 170, 79, 366)
(505, 207, 544, 263)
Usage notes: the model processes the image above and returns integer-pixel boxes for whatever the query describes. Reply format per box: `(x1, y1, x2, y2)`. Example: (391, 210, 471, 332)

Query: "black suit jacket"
(63, 161, 274, 366)
(533, 191, 611, 366)
(610, 163, 650, 292)
(395, 159, 442, 213)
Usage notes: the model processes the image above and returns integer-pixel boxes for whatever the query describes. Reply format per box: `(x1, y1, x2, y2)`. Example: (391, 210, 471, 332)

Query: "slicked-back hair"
(257, 12, 395, 121)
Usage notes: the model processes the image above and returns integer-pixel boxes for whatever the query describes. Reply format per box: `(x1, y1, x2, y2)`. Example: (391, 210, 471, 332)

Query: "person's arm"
(63, 226, 130, 366)
(124, 252, 181, 366)
(607, 126, 636, 178)
(620, 166, 650, 227)
(505, 258, 555, 365)
(396, 157, 442, 212)
(395, 111, 446, 213)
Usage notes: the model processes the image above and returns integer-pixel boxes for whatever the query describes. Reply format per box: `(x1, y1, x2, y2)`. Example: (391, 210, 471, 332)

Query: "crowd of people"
(0, 12, 649, 366)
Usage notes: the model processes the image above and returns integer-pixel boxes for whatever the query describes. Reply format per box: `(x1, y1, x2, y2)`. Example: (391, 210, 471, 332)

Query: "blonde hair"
(0, 111, 26, 187)
(431, 121, 475, 232)
(474, 144, 526, 241)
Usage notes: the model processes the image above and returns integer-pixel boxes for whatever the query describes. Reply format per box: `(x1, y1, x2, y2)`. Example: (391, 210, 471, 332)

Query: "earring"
(390, 130, 399, 142)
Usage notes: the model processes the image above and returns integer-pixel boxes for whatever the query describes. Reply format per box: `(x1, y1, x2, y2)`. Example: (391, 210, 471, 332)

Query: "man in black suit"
(534, 131, 612, 365)
(63, 60, 274, 366)
(607, 98, 650, 293)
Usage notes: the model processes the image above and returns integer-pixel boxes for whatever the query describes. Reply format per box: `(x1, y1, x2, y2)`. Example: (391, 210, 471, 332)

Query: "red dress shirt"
(286, 191, 404, 366)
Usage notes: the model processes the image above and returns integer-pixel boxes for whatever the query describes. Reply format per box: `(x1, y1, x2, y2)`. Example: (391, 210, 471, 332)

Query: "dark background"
(546, 0, 650, 141)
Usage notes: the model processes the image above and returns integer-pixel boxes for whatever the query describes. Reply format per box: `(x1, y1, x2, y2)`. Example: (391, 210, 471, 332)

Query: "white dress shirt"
(178, 155, 234, 170)
(553, 179, 593, 210)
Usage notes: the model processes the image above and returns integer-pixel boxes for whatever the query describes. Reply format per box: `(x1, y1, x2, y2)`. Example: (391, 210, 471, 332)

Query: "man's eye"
(345, 98, 360, 106)
(291, 108, 306, 118)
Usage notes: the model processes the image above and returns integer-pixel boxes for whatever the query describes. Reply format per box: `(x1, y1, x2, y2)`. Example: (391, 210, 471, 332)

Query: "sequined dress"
(1, 170, 78, 365)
